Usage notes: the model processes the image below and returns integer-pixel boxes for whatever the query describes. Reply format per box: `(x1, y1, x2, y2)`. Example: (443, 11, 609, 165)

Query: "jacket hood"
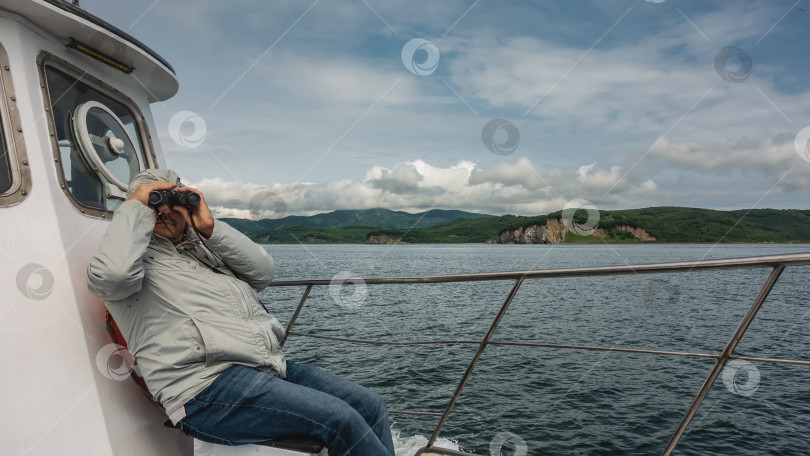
(127, 168, 182, 197)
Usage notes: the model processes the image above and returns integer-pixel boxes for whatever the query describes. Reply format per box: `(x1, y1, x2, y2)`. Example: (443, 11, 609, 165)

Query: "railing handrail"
(267, 252, 810, 286)
(266, 252, 810, 456)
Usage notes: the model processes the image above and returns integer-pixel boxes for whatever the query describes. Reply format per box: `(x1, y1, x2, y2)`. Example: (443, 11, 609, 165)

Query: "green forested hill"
(222, 208, 491, 235)
(595, 207, 810, 242)
(231, 207, 810, 244)
(366, 214, 553, 243)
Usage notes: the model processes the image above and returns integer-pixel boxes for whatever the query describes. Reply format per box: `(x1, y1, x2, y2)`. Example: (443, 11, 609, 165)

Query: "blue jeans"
(176, 362, 396, 456)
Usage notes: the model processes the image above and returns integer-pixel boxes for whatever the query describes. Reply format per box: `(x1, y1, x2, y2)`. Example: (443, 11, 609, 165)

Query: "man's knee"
(370, 391, 387, 413)
(324, 404, 370, 441)
(359, 389, 390, 425)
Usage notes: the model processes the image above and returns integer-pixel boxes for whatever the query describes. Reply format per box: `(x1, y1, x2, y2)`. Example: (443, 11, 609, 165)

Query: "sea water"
(258, 244, 810, 455)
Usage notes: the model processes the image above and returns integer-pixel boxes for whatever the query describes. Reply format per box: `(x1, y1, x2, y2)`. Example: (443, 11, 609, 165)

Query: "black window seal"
(0, 40, 32, 207)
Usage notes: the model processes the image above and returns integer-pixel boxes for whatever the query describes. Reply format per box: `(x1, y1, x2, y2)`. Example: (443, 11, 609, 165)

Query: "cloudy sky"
(83, 0, 810, 218)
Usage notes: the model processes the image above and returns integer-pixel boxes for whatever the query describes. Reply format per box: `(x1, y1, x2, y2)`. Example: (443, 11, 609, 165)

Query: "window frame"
(37, 52, 157, 219)
(0, 41, 32, 207)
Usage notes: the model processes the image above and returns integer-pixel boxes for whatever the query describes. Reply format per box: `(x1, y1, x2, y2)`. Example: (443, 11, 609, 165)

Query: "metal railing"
(268, 253, 810, 456)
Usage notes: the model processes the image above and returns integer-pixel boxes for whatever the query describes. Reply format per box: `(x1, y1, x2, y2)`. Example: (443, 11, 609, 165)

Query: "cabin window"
(40, 60, 152, 215)
(0, 42, 31, 207)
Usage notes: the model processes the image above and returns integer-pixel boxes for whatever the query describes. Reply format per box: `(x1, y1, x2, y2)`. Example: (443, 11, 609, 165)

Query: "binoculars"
(148, 189, 201, 207)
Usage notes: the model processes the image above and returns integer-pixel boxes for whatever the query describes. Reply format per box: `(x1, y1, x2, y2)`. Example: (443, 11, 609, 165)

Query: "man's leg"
(177, 364, 394, 456)
(284, 361, 396, 455)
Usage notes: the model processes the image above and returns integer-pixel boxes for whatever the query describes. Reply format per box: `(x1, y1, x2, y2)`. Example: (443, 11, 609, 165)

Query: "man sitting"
(87, 168, 395, 456)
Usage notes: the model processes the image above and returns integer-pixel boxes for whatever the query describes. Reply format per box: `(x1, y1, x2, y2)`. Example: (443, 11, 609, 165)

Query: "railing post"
(280, 284, 313, 347)
(660, 265, 786, 455)
(425, 277, 525, 449)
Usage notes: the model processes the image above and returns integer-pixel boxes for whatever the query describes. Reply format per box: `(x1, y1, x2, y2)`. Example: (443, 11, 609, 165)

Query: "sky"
(81, 0, 810, 218)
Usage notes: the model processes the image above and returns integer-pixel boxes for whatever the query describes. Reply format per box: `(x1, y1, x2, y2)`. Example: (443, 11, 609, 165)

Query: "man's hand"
(127, 181, 177, 206)
(174, 188, 215, 239)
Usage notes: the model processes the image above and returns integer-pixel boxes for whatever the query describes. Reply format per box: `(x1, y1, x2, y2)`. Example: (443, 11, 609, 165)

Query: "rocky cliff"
(489, 219, 655, 244)
(616, 225, 656, 241)
(488, 218, 566, 244)
(365, 234, 404, 244)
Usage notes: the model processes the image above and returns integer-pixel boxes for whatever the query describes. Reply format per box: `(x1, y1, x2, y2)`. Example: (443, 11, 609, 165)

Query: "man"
(87, 168, 395, 456)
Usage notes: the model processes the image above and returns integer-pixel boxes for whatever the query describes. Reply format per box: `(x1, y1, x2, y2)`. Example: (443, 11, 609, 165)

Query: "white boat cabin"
(0, 1, 325, 454)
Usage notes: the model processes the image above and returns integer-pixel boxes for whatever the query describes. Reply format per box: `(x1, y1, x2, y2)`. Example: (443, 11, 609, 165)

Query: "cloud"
(190, 157, 667, 218)
(648, 133, 810, 175)
(645, 133, 810, 194)
(438, 3, 810, 143)
(249, 52, 433, 108)
(368, 162, 427, 194)
(470, 157, 661, 207)
(90, 0, 810, 211)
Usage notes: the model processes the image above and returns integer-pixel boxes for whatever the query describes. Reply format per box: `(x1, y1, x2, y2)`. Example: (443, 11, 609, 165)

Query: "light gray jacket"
(86, 170, 285, 420)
